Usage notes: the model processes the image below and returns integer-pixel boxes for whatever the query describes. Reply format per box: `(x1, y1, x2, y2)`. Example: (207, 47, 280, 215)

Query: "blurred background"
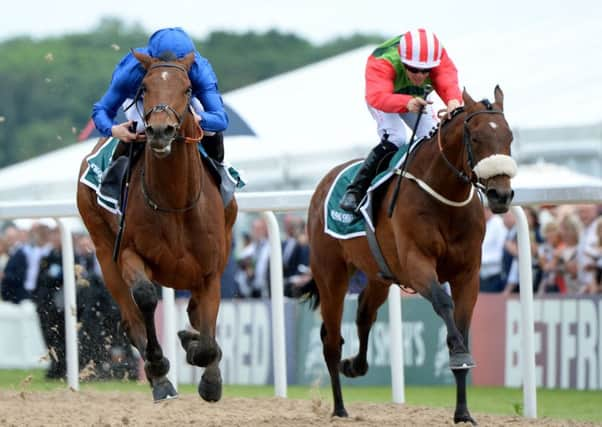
(0, 0, 601, 422)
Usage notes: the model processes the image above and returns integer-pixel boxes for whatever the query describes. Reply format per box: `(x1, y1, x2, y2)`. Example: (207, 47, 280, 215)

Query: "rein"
(141, 160, 204, 213)
(437, 101, 504, 190)
(391, 101, 506, 208)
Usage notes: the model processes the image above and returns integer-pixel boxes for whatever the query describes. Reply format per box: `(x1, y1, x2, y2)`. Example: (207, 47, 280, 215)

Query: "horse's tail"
(293, 278, 320, 310)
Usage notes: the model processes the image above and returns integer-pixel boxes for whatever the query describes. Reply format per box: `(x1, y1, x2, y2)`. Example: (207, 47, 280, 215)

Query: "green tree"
(0, 18, 381, 168)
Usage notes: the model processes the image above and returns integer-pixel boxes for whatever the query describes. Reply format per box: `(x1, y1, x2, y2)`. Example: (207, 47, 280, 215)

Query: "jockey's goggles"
(404, 65, 432, 74)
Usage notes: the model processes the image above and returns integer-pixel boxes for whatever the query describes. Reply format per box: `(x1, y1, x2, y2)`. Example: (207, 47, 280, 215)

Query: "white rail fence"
(1, 185, 601, 418)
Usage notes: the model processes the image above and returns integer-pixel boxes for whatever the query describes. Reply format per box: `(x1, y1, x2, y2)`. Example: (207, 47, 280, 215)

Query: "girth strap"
(364, 223, 397, 283)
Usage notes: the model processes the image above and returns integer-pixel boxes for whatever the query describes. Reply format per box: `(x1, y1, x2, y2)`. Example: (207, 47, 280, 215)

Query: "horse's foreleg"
(340, 282, 389, 378)
(121, 249, 176, 401)
(449, 275, 479, 425)
(179, 276, 222, 402)
(415, 276, 476, 425)
(426, 280, 474, 368)
(407, 252, 474, 369)
(92, 247, 147, 353)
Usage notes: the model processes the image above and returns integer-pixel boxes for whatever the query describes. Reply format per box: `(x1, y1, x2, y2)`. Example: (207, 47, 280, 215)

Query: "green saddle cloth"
(324, 144, 409, 239)
(79, 138, 121, 213)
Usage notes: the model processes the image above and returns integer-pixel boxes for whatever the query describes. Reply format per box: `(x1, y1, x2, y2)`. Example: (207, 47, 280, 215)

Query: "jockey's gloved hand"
(407, 97, 433, 113)
(446, 99, 462, 118)
(112, 120, 145, 142)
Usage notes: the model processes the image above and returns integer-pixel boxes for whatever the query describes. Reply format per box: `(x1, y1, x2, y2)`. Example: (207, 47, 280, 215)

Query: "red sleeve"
(429, 48, 462, 104)
(365, 56, 413, 113)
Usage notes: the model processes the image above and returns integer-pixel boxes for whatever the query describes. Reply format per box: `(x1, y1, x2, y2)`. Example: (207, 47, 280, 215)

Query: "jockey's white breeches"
(367, 100, 438, 147)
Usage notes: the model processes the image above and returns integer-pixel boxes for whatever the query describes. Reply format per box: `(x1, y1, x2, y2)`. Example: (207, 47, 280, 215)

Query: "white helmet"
(399, 28, 442, 69)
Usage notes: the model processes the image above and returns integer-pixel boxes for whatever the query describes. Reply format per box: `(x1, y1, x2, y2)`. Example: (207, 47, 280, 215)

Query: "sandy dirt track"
(0, 390, 598, 427)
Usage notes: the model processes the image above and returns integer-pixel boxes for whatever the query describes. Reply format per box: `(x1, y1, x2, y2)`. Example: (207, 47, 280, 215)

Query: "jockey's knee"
(201, 132, 224, 163)
(379, 130, 406, 147)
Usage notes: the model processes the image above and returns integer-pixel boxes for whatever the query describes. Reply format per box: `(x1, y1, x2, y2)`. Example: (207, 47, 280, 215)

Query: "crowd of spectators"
(230, 213, 311, 299)
(480, 204, 602, 295)
(2, 204, 599, 378)
(0, 213, 313, 377)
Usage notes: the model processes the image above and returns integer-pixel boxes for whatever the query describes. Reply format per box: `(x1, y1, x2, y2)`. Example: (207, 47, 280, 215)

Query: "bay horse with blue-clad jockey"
(300, 86, 516, 425)
(77, 51, 237, 402)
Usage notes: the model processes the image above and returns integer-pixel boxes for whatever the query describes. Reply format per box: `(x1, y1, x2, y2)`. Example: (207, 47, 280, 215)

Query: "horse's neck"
(413, 122, 470, 197)
(144, 132, 202, 208)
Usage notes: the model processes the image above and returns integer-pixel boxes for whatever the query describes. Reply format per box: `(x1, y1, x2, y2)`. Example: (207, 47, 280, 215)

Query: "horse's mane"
(425, 99, 494, 143)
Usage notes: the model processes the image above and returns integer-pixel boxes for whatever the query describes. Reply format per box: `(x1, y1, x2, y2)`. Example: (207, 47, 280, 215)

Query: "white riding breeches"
(367, 101, 438, 147)
(122, 97, 214, 136)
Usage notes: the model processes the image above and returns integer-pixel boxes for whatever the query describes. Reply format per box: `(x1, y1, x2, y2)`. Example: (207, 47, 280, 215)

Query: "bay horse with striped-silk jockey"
(301, 86, 516, 425)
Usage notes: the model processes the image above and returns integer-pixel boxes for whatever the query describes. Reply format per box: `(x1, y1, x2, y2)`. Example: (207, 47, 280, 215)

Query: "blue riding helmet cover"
(148, 27, 195, 59)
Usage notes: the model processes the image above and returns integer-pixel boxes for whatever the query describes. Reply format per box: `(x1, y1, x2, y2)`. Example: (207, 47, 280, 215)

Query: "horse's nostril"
(486, 189, 498, 200)
(146, 126, 155, 138)
(486, 188, 514, 206)
(164, 125, 176, 139)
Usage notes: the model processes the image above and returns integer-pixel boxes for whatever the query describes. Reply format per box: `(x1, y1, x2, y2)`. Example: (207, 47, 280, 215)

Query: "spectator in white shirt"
(480, 208, 508, 293)
(576, 205, 601, 288)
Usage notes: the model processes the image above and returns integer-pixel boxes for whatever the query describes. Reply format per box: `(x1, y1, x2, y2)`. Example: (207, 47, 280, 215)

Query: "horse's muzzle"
(485, 186, 514, 214)
(146, 124, 176, 158)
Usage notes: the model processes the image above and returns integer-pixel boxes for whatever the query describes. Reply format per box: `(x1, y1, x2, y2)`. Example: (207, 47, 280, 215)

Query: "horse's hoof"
(449, 353, 476, 370)
(454, 412, 477, 425)
(339, 357, 368, 378)
(198, 374, 222, 402)
(152, 377, 178, 402)
(332, 407, 349, 418)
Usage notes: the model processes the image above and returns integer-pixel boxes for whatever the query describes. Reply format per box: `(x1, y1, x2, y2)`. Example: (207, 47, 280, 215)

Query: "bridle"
(133, 62, 204, 144)
(437, 100, 505, 190)
(137, 61, 205, 213)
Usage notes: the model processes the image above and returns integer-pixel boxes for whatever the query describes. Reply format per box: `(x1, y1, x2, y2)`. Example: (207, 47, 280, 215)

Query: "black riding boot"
(99, 140, 143, 203)
(339, 140, 398, 212)
(201, 132, 225, 163)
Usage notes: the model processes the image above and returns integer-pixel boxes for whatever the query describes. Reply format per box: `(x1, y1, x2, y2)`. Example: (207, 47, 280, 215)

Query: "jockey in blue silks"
(92, 27, 228, 162)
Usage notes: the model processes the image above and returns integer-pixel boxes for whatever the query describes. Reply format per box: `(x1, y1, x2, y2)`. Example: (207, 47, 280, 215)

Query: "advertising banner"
(472, 295, 602, 390)
(295, 294, 455, 386)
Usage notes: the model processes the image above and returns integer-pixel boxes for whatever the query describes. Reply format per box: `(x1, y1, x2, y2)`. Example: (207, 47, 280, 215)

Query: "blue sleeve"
(92, 53, 145, 137)
(190, 54, 229, 132)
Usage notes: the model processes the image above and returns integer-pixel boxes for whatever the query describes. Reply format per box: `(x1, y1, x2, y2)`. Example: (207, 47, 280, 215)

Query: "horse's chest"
(133, 224, 219, 283)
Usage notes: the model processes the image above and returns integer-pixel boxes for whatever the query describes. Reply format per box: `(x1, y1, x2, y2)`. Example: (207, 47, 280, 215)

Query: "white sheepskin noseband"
(473, 154, 517, 180)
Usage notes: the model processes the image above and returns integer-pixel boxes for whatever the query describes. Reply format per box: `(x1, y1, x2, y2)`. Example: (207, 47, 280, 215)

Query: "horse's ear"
(462, 87, 476, 107)
(494, 85, 504, 110)
(131, 49, 153, 70)
(180, 52, 195, 71)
